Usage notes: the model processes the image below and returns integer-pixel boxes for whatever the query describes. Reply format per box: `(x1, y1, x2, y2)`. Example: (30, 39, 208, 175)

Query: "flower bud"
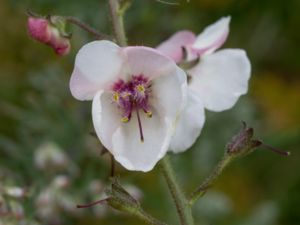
(27, 16, 70, 56)
(77, 178, 141, 214)
(226, 122, 290, 157)
(226, 122, 259, 156)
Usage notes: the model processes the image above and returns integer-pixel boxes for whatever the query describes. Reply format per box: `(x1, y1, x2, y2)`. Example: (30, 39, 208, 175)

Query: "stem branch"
(188, 155, 232, 205)
(64, 16, 111, 39)
(160, 156, 194, 225)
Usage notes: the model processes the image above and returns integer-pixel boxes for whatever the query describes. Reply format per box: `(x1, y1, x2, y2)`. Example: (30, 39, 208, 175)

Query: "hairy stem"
(108, 0, 127, 46)
(135, 208, 168, 225)
(64, 16, 111, 39)
(188, 155, 232, 205)
(160, 156, 194, 225)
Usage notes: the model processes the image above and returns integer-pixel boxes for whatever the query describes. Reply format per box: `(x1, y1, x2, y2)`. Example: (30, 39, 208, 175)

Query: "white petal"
(151, 67, 187, 120)
(169, 91, 205, 153)
(111, 110, 172, 172)
(192, 16, 231, 55)
(92, 91, 121, 150)
(70, 41, 124, 100)
(156, 31, 196, 63)
(188, 49, 251, 112)
(70, 67, 102, 100)
(123, 46, 177, 80)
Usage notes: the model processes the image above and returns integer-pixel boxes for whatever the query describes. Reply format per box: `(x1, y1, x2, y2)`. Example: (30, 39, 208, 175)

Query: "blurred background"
(0, 0, 299, 224)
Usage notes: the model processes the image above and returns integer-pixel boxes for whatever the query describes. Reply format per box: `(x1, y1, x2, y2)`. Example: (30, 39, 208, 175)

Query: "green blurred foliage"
(0, 0, 300, 224)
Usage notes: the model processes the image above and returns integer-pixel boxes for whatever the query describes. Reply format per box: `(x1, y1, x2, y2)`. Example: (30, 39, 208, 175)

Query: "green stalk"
(188, 155, 232, 205)
(108, 0, 127, 46)
(160, 156, 194, 225)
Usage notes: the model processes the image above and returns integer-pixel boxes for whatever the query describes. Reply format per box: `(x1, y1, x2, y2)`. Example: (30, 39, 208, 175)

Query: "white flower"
(70, 40, 187, 172)
(157, 16, 251, 153)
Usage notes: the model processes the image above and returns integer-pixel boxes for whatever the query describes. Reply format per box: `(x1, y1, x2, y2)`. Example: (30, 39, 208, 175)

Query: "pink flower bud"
(27, 17, 70, 56)
(27, 17, 51, 43)
(50, 34, 70, 56)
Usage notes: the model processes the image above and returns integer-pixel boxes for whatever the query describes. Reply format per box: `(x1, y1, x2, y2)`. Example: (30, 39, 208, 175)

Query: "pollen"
(121, 117, 129, 123)
(113, 92, 119, 102)
(136, 85, 145, 93)
(146, 111, 152, 118)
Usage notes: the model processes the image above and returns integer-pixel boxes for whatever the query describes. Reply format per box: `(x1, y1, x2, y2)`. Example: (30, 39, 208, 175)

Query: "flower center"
(112, 75, 152, 142)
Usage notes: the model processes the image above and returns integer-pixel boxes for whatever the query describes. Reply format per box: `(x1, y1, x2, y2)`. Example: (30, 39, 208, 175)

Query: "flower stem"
(64, 16, 112, 40)
(27, 10, 110, 40)
(108, 0, 128, 46)
(135, 208, 168, 225)
(188, 154, 232, 205)
(160, 155, 194, 225)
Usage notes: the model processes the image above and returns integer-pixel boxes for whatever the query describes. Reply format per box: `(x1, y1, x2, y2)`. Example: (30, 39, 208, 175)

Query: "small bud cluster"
(27, 16, 70, 56)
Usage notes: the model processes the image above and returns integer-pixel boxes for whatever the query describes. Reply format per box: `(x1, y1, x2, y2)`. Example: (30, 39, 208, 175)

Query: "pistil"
(136, 108, 144, 143)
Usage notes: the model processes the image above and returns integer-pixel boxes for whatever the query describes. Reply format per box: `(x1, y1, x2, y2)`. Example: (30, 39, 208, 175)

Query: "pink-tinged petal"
(92, 91, 122, 150)
(151, 67, 187, 121)
(192, 16, 231, 55)
(169, 91, 205, 153)
(92, 91, 173, 172)
(70, 67, 102, 100)
(50, 33, 71, 56)
(70, 41, 124, 100)
(188, 49, 251, 112)
(27, 17, 51, 43)
(111, 109, 172, 172)
(123, 46, 179, 80)
(156, 31, 196, 63)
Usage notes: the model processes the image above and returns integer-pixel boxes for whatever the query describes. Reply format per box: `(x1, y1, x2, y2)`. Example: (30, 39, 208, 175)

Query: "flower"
(157, 16, 251, 153)
(70, 40, 187, 172)
(27, 16, 70, 56)
(157, 17, 251, 153)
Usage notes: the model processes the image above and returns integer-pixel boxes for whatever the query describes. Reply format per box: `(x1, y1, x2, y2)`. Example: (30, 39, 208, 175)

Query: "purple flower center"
(112, 75, 152, 142)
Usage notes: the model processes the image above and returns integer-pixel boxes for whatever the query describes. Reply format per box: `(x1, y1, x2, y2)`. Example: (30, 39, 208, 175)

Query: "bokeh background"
(1, 0, 300, 224)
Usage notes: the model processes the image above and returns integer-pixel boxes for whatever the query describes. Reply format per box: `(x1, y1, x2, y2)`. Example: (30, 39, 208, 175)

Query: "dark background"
(0, 0, 299, 224)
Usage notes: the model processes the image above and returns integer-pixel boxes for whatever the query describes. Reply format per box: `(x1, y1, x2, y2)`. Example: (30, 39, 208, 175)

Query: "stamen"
(137, 85, 145, 93)
(113, 92, 119, 102)
(121, 117, 129, 123)
(136, 108, 144, 143)
(261, 143, 290, 156)
(145, 111, 152, 118)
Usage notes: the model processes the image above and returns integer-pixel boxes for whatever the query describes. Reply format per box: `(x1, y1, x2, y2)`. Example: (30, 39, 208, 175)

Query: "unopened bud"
(77, 178, 141, 215)
(226, 122, 290, 157)
(104, 178, 141, 214)
(27, 16, 70, 56)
